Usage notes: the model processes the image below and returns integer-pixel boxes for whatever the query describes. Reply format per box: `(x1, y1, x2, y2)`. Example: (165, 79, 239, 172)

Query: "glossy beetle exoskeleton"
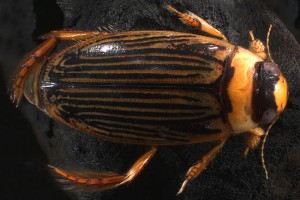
(10, 4, 288, 194)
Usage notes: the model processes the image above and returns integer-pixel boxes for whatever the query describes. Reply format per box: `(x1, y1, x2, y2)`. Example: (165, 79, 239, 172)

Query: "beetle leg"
(10, 37, 57, 106)
(165, 4, 228, 41)
(177, 138, 228, 195)
(248, 31, 267, 60)
(49, 148, 157, 192)
(10, 30, 108, 106)
(244, 127, 265, 157)
(39, 30, 107, 41)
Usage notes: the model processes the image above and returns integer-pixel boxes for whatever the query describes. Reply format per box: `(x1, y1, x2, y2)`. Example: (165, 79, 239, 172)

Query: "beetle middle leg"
(177, 137, 229, 195)
(10, 30, 107, 106)
(49, 148, 157, 191)
(165, 4, 228, 41)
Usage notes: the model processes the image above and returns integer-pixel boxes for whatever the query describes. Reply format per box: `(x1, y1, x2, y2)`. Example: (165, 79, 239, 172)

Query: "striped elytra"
(36, 31, 235, 145)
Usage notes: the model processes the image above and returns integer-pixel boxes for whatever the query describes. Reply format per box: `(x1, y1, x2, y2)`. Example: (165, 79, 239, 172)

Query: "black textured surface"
(1, 0, 300, 200)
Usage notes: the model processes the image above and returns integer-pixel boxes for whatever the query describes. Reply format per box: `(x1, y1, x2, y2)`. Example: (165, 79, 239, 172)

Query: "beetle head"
(252, 61, 288, 126)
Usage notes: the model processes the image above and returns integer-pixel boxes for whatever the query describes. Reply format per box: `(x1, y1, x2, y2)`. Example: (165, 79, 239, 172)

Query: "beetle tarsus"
(49, 165, 126, 191)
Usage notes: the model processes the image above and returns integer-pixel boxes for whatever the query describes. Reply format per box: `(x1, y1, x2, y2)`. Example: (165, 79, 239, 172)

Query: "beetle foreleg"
(248, 31, 267, 60)
(177, 138, 228, 195)
(243, 127, 264, 158)
(165, 4, 228, 41)
(49, 148, 157, 192)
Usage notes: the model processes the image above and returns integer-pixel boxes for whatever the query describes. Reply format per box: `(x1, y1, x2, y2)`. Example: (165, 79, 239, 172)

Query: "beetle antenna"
(261, 117, 278, 179)
(266, 24, 274, 63)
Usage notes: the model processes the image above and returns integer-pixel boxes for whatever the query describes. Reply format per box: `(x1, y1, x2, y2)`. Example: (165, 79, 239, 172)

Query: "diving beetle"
(10, 4, 288, 194)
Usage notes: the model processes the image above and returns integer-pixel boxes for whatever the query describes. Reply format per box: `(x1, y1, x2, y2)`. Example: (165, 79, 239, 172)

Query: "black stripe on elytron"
(53, 98, 212, 111)
(86, 118, 220, 139)
(54, 91, 205, 102)
(90, 124, 190, 142)
(91, 121, 173, 138)
(109, 34, 196, 43)
(46, 82, 214, 90)
(87, 33, 197, 46)
(91, 122, 219, 143)
(79, 38, 190, 55)
(68, 115, 223, 141)
(78, 33, 154, 46)
(61, 47, 224, 67)
(71, 112, 217, 125)
(61, 105, 207, 118)
(55, 63, 213, 73)
(86, 119, 167, 135)
(123, 40, 227, 54)
(83, 34, 218, 54)
(56, 72, 204, 80)
(61, 54, 212, 68)
(73, 118, 190, 143)
(119, 39, 191, 48)
(85, 117, 221, 139)
(88, 35, 192, 48)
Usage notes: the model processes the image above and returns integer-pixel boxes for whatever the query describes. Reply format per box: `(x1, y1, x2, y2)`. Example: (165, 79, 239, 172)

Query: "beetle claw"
(177, 180, 188, 195)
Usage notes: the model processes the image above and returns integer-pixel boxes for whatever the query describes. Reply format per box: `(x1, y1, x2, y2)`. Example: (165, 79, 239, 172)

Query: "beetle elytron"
(10, 4, 288, 194)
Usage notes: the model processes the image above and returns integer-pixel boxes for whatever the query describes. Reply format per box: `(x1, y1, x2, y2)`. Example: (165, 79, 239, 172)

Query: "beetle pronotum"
(10, 4, 288, 194)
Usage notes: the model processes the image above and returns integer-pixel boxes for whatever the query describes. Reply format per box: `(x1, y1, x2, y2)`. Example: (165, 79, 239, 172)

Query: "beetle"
(10, 4, 288, 194)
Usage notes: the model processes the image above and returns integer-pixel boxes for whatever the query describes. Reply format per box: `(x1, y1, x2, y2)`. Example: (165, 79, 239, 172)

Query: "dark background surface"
(0, 0, 300, 200)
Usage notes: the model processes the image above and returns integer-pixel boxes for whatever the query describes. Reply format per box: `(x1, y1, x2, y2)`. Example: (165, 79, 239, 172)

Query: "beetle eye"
(263, 62, 280, 77)
(260, 109, 277, 124)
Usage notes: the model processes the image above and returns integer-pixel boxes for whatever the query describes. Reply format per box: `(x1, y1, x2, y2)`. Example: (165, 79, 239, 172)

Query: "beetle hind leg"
(165, 4, 228, 41)
(10, 37, 58, 106)
(177, 139, 227, 195)
(49, 148, 157, 192)
(39, 30, 106, 41)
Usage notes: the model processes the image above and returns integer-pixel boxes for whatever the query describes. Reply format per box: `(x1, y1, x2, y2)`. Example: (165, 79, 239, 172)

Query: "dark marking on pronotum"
(252, 62, 279, 124)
